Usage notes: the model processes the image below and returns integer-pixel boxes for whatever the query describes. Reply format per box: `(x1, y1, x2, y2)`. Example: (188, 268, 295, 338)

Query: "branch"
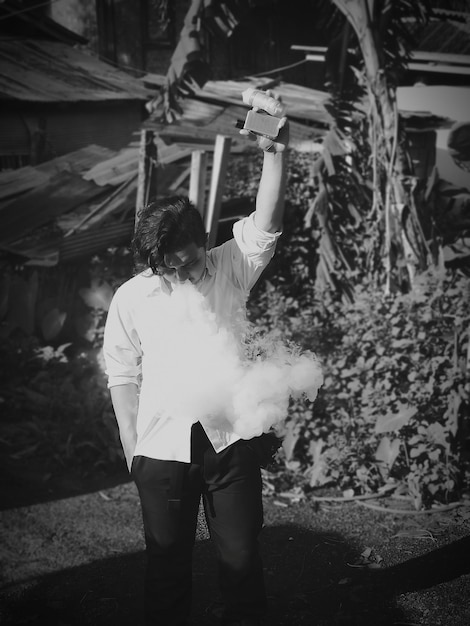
(356, 499, 469, 515)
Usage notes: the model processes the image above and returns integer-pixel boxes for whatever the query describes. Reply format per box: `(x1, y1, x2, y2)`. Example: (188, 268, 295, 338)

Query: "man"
(103, 97, 288, 626)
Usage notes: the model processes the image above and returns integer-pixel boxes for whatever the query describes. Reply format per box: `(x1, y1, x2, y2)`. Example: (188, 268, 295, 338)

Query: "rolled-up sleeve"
(231, 212, 282, 290)
(103, 288, 142, 388)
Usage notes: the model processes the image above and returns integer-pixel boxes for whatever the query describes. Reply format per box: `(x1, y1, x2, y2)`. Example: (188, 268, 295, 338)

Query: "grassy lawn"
(1, 472, 469, 626)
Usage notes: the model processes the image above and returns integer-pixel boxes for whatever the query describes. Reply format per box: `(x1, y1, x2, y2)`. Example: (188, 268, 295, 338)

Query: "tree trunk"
(330, 0, 427, 291)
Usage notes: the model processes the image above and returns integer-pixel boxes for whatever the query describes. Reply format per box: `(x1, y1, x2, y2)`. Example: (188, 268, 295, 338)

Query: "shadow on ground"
(1, 459, 469, 625)
(0, 456, 131, 511)
(2, 521, 469, 626)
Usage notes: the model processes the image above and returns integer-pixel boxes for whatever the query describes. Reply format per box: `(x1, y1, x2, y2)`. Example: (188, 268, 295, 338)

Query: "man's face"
(156, 242, 207, 285)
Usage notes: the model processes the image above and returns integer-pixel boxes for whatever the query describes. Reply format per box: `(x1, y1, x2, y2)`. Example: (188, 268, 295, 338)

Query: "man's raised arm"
(239, 90, 289, 234)
(254, 140, 288, 234)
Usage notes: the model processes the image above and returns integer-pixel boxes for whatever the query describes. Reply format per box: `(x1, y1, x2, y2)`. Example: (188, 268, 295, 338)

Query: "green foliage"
(229, 150, 470, 508)
(0, 336, 123, 475)
(0, 247, 133, 477)
(250, 265, 469, 509)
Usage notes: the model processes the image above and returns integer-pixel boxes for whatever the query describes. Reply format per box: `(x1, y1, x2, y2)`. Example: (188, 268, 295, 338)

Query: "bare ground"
(1, 459, 470, 626)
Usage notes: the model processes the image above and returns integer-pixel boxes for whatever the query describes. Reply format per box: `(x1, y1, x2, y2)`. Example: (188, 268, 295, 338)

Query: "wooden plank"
(305, 53, 325, 62)
(64, 175, 137, 236)
(153, 117, 325, 154)
(408, 62, 470, 75)
(0, 172, 109, 245)
(155, 163, 192, 198)
(205, 135, 232, 249)
(189, 151, 208, 218)
(295, 44, 470, 71)
(84, 143, 193, 187)
(179, 98, 225, 123)
(36, 163, 185, 238)
(35, 144, 116, 175)
(193, 77, 274, 104)
(159, 146, 194, 164)
(135, 130, 158, 226)
(170, 166, 191, 192)
(410, 50, 470, 66)
(83, 147, 139, 186)
(291, 45, 327, 53)
(182, 92, 331, 127)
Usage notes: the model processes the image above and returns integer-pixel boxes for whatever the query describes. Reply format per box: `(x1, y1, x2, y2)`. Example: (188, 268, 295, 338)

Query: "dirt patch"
(1, 463, 470, 626)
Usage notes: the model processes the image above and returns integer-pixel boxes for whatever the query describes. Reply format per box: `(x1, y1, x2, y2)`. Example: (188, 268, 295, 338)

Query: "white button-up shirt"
(103, 213, 281, 463)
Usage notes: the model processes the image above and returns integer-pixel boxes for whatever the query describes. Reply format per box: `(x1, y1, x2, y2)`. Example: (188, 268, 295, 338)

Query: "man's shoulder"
(113, 271, 160, 300)
(207, 238, 239, 271)
(208, 238, 236, 259)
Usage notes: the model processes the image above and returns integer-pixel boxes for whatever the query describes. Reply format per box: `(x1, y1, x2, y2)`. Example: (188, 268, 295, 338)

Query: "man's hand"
(254, 116, 289, 153)
(239, 90, 289, 153)
(242, 89, 288, 234)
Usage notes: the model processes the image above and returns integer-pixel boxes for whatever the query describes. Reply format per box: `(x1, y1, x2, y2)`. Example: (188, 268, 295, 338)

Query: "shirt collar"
(137, 270, 166, 297)
(205, 252, 216, 277)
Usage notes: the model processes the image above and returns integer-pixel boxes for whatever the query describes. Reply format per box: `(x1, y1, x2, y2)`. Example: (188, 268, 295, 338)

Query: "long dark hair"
(132, 196, 207, 274)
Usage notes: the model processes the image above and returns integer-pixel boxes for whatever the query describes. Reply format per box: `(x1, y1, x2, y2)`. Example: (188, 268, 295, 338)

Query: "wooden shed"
(0, 37, 155, 170)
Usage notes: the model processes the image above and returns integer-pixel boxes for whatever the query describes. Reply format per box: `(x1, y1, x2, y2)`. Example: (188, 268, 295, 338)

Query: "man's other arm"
(109, 383, 139, 471)
(103, 289, 142, 472)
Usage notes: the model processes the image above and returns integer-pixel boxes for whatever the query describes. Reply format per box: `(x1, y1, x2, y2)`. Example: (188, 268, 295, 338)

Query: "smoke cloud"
(143, 282, 323, 439)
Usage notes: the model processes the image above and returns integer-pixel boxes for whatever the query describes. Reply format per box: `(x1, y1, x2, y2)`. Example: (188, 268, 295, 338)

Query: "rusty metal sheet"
(0, 167, 50, 203)
(3, 218, 135, 266)
(59, 219, 134, 263)
(0, 39, 155, 103)
(0, 145, 115, 203)
(0, 171, 109, 245)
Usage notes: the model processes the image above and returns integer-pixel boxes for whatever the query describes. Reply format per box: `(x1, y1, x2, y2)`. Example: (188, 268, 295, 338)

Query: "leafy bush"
(0, 329, 123, 477)
(0, 248, 132, 477)
(2, 151, 468, 507)
(251, 268, 469, 509)
(232, 150, 469, 509)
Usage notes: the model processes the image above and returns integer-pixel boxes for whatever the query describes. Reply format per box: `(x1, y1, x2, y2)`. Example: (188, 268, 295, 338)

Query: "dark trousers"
(131, 422, 266, 625)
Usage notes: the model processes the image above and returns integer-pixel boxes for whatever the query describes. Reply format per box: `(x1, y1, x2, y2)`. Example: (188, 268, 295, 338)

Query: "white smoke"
(144, 282, 323, 439)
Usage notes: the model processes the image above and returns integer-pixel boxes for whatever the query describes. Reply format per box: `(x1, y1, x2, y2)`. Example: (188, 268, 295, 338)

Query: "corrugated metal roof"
(418, 21, 470, 54)
(0, 144, 115, 204)
(0, 39, 155, 102)
(415, 12, 470, 55)
(0, 171, 110, 245)
(0, 136, 207, 263)
(59, 218, 134, 263)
